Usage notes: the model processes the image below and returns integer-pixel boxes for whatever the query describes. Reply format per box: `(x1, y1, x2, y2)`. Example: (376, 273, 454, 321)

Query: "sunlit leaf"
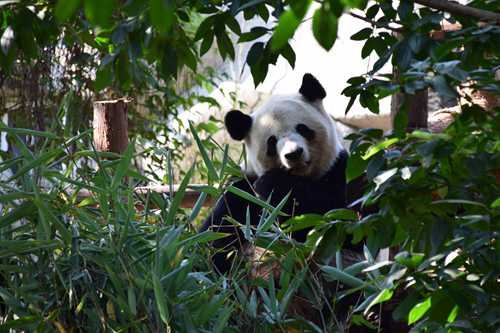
(364, 288, 393, 315)
(271, 10, 301, 51)
(152, 274, 170, 324)
(408, 297, 431, 324)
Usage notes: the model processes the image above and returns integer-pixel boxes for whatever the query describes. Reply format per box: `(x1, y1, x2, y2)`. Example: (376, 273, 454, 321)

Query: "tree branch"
(414, 0, 500, 24)
(349, 12, 404, 32)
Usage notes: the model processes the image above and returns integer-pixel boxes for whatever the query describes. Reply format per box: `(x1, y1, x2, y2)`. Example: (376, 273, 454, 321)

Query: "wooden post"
(93, 99, 129, 153)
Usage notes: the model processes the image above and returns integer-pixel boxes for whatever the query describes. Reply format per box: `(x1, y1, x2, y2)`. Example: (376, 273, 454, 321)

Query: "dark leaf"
(257, 3, 269, 21)
(345, 95, 357, 114)
(433, 60, 468, 81)
(280, 43, 296, 68)
(397, 0, 413, 21)
(347, 76, 366, 85)
(366, 4, 379, 18)
(199, 32, 214, 56)
(366, 152, 385, 180)
(94, 65, 112, 91)
(150, 0, 175, 35)
(236, 0, 266, 13)
(361, 37, 376, 59)
(84, 0, 116, 28)
(160, 45, 177, 78)
(393, 40, 413, 70)
(216, 30, 235, 60)
(408, 33, 425, 53)
(328, 0, 345, 16)
(116, 51, 131, 90)
(392, 292, 419, 321)
(312, 7, 338, 51)
(430, 75, 457, 99)
(246, 42, 264, 66)
(55, 0, 81, 23)
(238, 27, 268, 43)
(359, 91, 379, 114)
(370, 47, 392, 74)
(347, 151, 368, 182)
(289, 0, 312, 18)
(225, 15, 241, 35)
(194, 16, 215, 41)
(351, 28, 372, 41)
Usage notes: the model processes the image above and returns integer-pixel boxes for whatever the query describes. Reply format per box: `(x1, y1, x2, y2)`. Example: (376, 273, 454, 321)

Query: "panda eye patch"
(266, 136, 277, 156)
(296, 124, 315, 140)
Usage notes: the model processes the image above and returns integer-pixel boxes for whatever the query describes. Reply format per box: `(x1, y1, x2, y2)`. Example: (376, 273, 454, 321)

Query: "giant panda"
(200, 73, 351, 274)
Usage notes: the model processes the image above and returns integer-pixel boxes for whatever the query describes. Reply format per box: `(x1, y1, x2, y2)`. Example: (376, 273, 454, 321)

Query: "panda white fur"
(201, 74, 351, 274)
(225, 74, 344, 179)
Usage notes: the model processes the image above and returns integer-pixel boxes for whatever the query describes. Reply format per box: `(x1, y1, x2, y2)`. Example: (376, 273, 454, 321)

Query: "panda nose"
(285, 147, 303, 161)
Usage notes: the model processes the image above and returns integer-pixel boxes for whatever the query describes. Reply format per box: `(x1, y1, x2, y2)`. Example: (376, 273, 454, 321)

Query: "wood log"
(93, 99, 129, 154)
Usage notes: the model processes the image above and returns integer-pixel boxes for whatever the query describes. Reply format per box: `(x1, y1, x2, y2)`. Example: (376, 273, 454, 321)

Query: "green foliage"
(312, 6, 338, 51)
(0, 129, 234, 331)
(340, 3, 500, 327)
(0, 127, 391, 332)
(0, 0, 370, 88)
(346, 105, 500, 330)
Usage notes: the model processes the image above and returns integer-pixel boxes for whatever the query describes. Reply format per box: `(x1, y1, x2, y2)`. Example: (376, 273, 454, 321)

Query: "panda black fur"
(200, 74, 353, 274)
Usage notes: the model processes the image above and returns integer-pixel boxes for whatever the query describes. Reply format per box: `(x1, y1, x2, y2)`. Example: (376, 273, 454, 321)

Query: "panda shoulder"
(336, 150, 349, 165)
(328, 149, 349, 176)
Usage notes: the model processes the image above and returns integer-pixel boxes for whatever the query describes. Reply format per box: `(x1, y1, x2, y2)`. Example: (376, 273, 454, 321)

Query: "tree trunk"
(93, 99, 129, 154)
(391, 90, 429, 131)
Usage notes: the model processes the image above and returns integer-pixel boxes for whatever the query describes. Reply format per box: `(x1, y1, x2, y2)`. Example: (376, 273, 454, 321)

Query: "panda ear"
(225, 110, 252, 141)
(299, 73, 326, 102)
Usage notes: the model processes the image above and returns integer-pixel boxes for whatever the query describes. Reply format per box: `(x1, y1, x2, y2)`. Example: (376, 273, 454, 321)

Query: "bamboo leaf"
(8, 148, 63, 181)
(189, 122, 218, 183)
(179, 230, 229, 247)
(165, 164, 194, 225)
(0, 126, 59, 139)
(0, 201, 37, 229)
(226, 185, 286, 215)
(320, 265, 377, 292)
(257, 192, 289, 233)
(152, 274, 170, 324)
(111, 143, 134, 190)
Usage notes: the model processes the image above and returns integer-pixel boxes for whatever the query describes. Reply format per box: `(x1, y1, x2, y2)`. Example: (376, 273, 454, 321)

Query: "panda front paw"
(254, 168, 300, 202)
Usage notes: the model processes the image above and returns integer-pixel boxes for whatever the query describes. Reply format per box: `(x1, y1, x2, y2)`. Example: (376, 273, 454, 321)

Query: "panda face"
(245, 96, 340, 178)
(225, 74, 343, 179)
